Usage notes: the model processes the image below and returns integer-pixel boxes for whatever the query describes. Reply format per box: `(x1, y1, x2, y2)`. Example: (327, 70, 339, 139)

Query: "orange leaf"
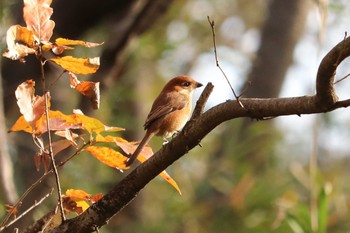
(63, 189, 103, 215)
(66, 189, 90, 200)
(55, 38, 103, 48)
(69, 73, 100, 109)
(8, 115, 33, 134)
(23, 0, 55, 42)
(135, 154, 182, 195)
(76, 82, 100, 109)
(86, 146, 128, 170)
(90, 193, 103, 203)
(3, 25, 36, 61)
(50, 56, 100, 74)
(159, 171, 182, 195)
(112, 136, 182, 194)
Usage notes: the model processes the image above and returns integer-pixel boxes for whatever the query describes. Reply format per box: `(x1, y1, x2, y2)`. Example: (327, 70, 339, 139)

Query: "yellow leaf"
(63, 189, 101, 214)
(86, 146, 128, 170)
(50, 56, 100, 74)
(70, 111, 124, 135)
(69, 73, 100, 109)
(66, 189, 90, 200)
(55, 38, 103, 48)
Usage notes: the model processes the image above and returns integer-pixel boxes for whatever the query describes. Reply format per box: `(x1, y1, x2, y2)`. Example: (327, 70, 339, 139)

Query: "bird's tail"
(126, 131, 154, 166)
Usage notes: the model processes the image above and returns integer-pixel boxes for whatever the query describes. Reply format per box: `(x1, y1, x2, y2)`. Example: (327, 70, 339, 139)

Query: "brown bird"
(126, 75, 203, 166)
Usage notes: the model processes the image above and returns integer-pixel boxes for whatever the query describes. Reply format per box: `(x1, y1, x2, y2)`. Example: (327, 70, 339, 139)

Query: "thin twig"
(207, 16, 245, 109)
(48, 70, 67, 89)
(334, 73, 350, 84)
(39, 58, 66, 221)
(0, 141, 89, 230)
(1, 189, 54, 230)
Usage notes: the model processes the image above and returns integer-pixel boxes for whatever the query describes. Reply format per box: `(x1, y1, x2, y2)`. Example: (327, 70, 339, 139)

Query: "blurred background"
(1, 0, 350, 232)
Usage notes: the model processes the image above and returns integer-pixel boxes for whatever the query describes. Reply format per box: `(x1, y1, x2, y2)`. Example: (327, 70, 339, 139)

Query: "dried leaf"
(50, 56, 100, 74)
(62, 196, 84, 215)
(3, 25, 36, 61)
(68, 72, 80, 88)
(55, 129, 79, 146)
(15, 80, 35, 123)
(23, 0, 55, 42)
(86, 146, 128, 170)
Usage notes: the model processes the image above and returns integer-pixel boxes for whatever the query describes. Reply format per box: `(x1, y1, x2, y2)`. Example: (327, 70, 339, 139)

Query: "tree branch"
(44, 36, 350, 232)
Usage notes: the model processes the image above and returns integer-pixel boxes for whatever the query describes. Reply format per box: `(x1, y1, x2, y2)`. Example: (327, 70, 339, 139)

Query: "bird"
(126, 75, 203, 166)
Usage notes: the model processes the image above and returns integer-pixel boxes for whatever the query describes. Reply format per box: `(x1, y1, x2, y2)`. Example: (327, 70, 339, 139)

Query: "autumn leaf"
(136, 153, 182, 195)
(9, 109, 122, 136)
(96, 135, 182, 194)
(70, 110, 124, 135)
(69, 73, 100, 109)
(50, 56, 100, 74)
(15, 80, 35, 123)
(63, 189, 103, 215)
(55, 38, 103, 48)
(86, 146, 128, 170)
(9, 115, 33, 134)
(15, 80, 48, 128)
(23, 0, 55, 42)
(9, 110, 82, 135)
(55, 129, 79, 146)
(3, 25, 36, 61)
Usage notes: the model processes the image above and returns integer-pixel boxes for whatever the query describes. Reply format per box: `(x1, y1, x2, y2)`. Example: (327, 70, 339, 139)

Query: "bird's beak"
(196, 82, 203, 88)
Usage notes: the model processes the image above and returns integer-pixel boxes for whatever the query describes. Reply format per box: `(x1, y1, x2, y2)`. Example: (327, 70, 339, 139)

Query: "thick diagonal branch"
(45, 36, 350, 233)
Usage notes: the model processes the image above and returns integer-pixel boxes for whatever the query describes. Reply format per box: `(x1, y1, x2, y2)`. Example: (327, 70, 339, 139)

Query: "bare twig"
(334, 73, 350, 84)
(207, 16, 245, 109)
(0, 141, 89, 230)
(39, 58, 65, 221)
(1, 189, 54, 231)
(48, 70, 67, 89)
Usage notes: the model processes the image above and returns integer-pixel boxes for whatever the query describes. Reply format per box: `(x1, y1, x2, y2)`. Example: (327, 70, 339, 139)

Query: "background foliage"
(1, 0, 350, 232)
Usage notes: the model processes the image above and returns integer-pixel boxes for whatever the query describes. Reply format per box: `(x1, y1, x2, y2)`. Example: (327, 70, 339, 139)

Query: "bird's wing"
(144, 94, 187, 129)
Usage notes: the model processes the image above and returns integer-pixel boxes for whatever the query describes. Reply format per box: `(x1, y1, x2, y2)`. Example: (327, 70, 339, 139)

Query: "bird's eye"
(183, 82, 191, 87)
